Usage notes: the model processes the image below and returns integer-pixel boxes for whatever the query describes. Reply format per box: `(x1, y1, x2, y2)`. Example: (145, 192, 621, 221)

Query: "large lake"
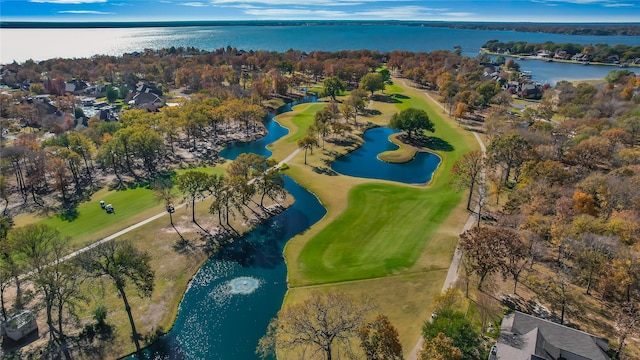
(1, 24, 639, 83)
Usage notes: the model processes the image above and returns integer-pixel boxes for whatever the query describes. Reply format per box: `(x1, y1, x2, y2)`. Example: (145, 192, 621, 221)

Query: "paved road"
(406, 85, 486, 360)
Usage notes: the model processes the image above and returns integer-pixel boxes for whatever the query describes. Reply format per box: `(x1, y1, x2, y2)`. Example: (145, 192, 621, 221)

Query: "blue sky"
(0, 0, 638, 22)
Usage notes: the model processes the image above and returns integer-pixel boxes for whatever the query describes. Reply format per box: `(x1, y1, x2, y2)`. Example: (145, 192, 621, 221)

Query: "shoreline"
(481, 49, 640, 68)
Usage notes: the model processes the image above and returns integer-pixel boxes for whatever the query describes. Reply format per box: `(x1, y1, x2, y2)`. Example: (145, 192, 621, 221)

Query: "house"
(64, 79, 88, 94)
(606, 55, 620, 64)
(536, 50, 551, 58)
(135, 82, 163, 97)
(129, 92, 165, 110)
(571, 53, 590, 62)
(553, 51, 569, 60)
(520, 83, 542, 100)
(491, 311, 610, 360)
(127, 82, 165, 110)
(81, 84, 106, 97)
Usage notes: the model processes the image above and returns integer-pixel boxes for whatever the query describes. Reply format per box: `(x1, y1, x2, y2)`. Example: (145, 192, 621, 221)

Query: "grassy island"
(377, 132, 420, 163)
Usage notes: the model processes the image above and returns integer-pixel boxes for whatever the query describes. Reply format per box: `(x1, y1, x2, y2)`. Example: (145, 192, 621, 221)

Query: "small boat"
(582, 61, 590, 66)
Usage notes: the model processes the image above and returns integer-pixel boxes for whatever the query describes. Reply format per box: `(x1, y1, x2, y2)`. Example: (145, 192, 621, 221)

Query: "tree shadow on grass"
(363, 109, 382, 116)
(59, 205, 79, 221)
(423, 136, 454, 152)
(312, 166, 338, 176)
(398, 134, 454, 152)
(371, 94, 400, 103)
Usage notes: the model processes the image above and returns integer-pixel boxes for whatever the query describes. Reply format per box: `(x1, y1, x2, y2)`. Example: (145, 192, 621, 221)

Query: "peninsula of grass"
(377, 132, 419, 163)
(277, 102, 327, 144)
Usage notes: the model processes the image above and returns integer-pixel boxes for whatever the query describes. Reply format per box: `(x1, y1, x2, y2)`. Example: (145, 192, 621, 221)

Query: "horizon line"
(3, 19, 640, 28)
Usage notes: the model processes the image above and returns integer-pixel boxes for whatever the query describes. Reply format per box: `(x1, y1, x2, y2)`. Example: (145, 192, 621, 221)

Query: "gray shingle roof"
(497, 311, 610, 360)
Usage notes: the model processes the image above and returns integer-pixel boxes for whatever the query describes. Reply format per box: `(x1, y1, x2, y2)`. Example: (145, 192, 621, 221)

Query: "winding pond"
(219, 97, 316, 159)
(331, 127, 441, 185)
(140, 103, 325, 359)
(140, 106, 437, 359)
(142, 176, 325, 359)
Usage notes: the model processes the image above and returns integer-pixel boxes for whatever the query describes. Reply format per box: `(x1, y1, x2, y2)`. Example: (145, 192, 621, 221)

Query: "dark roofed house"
(136, 82, 163, 96)
(129, 92, 165, 111)
(520, 83, 542, 100)
(493, 311, 610, 360)
(554, 51, 569, 60)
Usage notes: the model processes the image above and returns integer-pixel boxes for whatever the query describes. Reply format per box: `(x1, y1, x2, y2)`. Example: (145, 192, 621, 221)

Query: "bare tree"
(257, 292, 374, 360)
(614, 302, 640, 358)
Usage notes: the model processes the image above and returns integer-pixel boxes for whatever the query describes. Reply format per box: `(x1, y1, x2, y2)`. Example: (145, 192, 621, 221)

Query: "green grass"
(37, 186, 161, 250)
(297, 182, 462, 283)
(14, 165, 228, 252)
(291, 81, 475, 285)
(280, 102, 327, 144)
(378, 133, 419, 163)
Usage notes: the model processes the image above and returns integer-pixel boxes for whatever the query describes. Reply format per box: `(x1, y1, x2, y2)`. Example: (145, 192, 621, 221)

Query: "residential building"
(492, 311, 610, 360)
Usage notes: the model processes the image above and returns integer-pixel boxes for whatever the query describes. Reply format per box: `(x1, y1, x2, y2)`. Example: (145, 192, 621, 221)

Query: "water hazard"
(331, 127, 441, 185)
(139, 101, 325, 359)
(141, 176, 325, 359)
(219, 97, 316, 159)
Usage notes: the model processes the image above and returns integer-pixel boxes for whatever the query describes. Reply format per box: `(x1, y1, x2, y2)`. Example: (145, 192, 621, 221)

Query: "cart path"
(405, 82, 486, 360)
(19, 147, 302, 280)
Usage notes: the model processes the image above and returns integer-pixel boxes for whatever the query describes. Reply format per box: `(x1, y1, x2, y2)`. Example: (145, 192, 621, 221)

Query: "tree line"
(448, 71, 640, 356)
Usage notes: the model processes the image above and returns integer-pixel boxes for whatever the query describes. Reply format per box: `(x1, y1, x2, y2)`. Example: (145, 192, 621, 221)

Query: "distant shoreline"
(481, 49, 640, 69)
(1, 20, 640, 35)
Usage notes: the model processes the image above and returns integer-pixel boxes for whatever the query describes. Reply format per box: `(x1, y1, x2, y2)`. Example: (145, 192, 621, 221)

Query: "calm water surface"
(331, 127, 441, 184)
(137, 104, 326, 359)
(142, 176, 326, 359)
(3, 25, 637, 84)
(2, 24, 638, 63)
(219, 97, 316, 159)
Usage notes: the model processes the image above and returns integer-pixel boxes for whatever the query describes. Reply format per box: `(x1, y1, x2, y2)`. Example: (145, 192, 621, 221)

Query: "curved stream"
(140, 100, 325, 359)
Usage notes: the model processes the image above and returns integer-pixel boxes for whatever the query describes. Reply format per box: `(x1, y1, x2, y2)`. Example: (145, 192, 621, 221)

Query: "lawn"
(378, 133, 419, 163)
(11, 165, 229, 253)
(297, 182, 461, 284)
(278, 102, 327, 144)
(278, 80, 479, 356)
(14, 186, 165, 251)
(287, 81, 476, 285)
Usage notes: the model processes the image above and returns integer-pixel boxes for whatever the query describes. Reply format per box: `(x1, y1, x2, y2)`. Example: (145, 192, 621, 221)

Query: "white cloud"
(244, 8, 350, 18)
(182, 1, 209, 6)
(30, 0, 107, 3)
(354, 6, 450, 19)
(57, 10, 114, 14)
(210, 0, 395, 5)
(603, 2, 634, 6)
(442, 11, 475, 17)
(532, 0, 631, 5)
